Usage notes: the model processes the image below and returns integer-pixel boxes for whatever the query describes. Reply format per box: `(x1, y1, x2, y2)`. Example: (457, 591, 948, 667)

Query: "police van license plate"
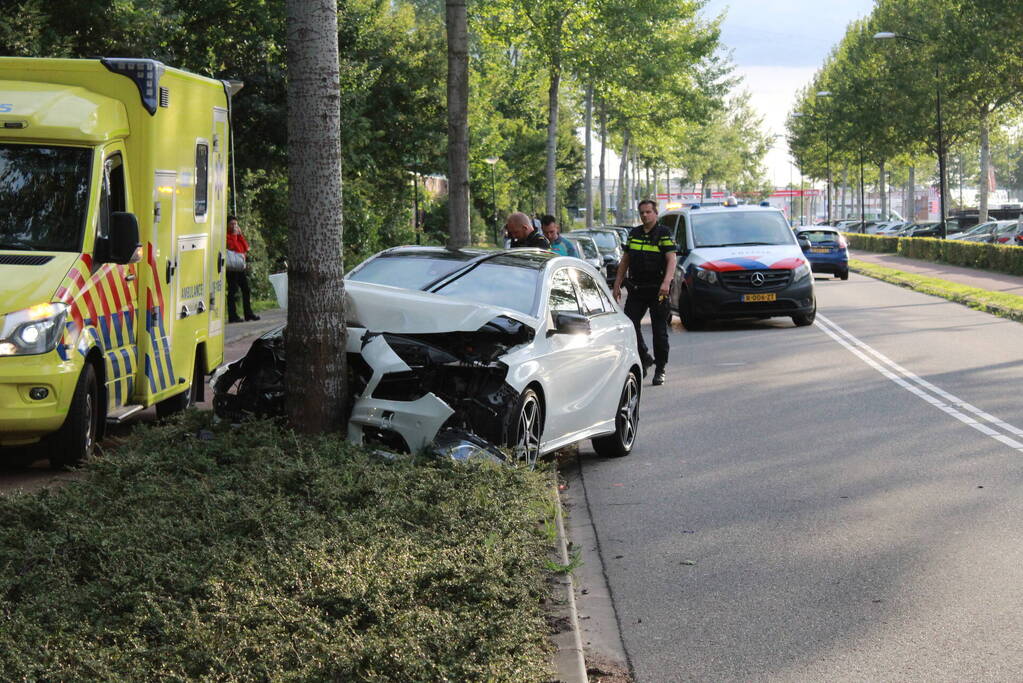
(810, 247, 831, 253)
(743, 293, 776, 302)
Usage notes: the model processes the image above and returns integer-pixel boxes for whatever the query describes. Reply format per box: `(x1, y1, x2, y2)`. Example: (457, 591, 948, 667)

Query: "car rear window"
(799, 230, 840, 244)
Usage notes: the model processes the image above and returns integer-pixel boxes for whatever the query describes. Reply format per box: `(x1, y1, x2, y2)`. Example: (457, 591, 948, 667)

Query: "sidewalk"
(224, 308, 287, 346)
(849, 250, 1023, 297)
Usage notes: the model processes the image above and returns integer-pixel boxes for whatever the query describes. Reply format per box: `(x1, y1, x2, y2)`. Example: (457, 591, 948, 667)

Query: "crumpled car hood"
(345, 280, 538, 334)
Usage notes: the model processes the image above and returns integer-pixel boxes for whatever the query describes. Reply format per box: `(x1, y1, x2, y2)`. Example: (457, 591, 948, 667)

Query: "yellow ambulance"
(0, 57, 241, 466)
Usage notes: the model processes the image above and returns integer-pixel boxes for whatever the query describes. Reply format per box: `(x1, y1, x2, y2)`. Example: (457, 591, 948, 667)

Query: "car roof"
(796, 225, 839, 233)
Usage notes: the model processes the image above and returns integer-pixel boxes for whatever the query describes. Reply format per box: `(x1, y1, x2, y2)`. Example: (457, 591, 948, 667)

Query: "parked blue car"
(796, 226, 849, 280)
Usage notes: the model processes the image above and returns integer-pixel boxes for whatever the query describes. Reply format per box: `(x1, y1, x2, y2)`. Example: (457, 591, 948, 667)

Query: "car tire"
(508, 387, 543, 469)
(592, 371, 640, 458)
(678, 289, 705, 331)
(49, 364, 100, 469)
(838, 269, 849, 281)
(156, 355, 202, 419)
(792, 299, 817, 327)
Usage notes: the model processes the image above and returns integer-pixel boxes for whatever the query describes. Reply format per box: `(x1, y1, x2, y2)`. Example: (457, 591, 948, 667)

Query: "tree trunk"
(599, 103, 607, 224)
(908, 166, 916, 220)
(445, 0, 470, 247)
(879, 160, 887, 218)
(285, 0, 346, 433)
(979, 108, 990, 223)
(616, 131, 630, 222)
(584, 84, 593, 227)
(840, 169, 847, 219)
(545, 60, 561, 215)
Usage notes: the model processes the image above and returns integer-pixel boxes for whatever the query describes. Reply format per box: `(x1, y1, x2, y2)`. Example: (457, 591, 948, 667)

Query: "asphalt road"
(574, 272, 1023, 681)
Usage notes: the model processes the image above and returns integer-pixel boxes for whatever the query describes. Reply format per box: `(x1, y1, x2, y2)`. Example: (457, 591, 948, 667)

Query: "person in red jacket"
(226, 216, 259, 322)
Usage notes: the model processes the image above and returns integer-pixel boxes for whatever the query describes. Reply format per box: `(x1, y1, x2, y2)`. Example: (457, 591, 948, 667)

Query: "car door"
(570, 268, 629, 432)
(531, 267, 595, 443)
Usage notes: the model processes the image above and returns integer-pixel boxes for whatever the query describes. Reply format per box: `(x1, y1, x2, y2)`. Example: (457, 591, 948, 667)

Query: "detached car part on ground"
(213, 248, 643, 467)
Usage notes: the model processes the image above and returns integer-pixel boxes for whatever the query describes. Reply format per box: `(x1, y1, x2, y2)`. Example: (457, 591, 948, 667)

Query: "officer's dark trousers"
(624, 285, 670, 369)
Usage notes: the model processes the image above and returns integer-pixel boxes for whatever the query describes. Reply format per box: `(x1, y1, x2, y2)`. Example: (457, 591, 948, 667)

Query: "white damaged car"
(212, 247, 643, 465)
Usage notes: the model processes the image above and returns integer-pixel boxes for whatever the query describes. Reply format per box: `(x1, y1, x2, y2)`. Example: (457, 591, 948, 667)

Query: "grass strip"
(0, 412, 555, 681)
(849, 258, 1023, 322)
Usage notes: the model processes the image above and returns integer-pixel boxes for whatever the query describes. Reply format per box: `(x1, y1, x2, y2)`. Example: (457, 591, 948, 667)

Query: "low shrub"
(844, 231, 1023, 276)
(0, 413, 554, 681)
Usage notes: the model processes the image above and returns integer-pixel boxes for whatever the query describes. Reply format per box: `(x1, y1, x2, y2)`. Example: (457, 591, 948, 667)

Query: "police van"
(658, 199, 816, 329)
(0, 57, 240, 466)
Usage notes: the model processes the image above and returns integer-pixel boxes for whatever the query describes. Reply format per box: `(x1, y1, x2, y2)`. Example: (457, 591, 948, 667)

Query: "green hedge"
(0, 413, 554, 681)
(844, 232, 1023, 276)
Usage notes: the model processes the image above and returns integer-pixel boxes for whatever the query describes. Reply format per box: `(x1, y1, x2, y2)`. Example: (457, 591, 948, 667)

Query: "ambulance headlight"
(0, 303, 69, 356)
(793, 261, 811, 281)
(694, 266, 718, 285)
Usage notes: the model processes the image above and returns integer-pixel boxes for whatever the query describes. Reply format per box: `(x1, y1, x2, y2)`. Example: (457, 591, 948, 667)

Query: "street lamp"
(484, 157, 499, 246)
(874, 31, 947, 238)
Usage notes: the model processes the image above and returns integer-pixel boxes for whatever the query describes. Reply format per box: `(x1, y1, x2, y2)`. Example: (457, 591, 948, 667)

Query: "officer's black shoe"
(245, 313, 261, 321)
(641, 356, 655, 378)
(652, 368, 666, 386)
(228, 316, 243, 324)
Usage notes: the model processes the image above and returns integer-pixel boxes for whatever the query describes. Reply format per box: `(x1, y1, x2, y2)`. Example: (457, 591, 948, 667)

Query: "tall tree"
(446, 0, 471, 247)
(284, 0, 346, 433)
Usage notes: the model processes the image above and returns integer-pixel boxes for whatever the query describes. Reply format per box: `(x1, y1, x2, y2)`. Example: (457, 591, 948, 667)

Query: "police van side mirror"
(107, 212, 141, 264)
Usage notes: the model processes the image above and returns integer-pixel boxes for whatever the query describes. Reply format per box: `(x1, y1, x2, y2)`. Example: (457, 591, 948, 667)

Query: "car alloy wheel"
(513, 389, 542, 469)
(592, 371, 640, 458)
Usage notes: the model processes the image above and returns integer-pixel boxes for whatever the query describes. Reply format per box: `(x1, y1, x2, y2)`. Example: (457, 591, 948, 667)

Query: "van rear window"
(0, 144, 92, 252)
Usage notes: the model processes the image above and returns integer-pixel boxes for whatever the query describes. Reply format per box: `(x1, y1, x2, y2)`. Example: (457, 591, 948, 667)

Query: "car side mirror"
(551, 312, 591, 336)
(797, 237, 811, 249)
(100, 212, 141, 264)
(602, 254, 614, 264)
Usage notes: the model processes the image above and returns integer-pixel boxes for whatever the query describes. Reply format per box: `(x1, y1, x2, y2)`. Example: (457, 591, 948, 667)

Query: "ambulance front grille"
(0, 254, 54, 266)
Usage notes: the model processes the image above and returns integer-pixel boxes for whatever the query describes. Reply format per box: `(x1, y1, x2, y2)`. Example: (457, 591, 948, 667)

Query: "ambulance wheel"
(156, 357, 202, 419)
(49, 364, 100, 469)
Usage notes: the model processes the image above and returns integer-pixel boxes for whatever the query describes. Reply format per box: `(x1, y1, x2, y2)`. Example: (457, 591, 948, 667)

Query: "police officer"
(612, 199, 676, 386)
(506, 211, 552, 249)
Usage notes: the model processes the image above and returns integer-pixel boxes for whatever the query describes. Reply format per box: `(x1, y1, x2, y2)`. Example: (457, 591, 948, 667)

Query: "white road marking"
(815, 313, 1023, 453)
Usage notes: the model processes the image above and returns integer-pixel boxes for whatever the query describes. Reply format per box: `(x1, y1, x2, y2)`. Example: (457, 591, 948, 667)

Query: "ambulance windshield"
(0, 144, 92, 252)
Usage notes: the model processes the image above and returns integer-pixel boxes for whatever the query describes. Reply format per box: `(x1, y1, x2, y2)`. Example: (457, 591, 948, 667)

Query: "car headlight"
(694, 266, 718, 285)
(0, 303, 70, 356)
(793, 261, 811, 281)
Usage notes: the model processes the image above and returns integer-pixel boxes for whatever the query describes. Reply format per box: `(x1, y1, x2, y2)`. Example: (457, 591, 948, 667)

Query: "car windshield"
(347, 251, 482, 290)
(576, 231, 618, 250)
(0, 143, 93, 252)
(432, 260, 541, 315)
(961, 221, 996, 236)
(348, 252, 541, 315)
(573, 238, 599, 259)
(799, 230, 840, 244)
(691, 211, 795, 248)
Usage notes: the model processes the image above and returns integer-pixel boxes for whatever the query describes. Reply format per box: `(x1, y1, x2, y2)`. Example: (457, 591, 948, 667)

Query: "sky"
(700, 0, 876, 187)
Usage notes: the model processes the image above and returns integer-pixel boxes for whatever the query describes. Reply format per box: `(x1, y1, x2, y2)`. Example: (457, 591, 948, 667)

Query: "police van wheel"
(592, 371, 640, 458)
(678, 291, 705, 331)
(49, 364, 99, 469)
(156, 356, 202, 419)
(792, 300, 817, 327)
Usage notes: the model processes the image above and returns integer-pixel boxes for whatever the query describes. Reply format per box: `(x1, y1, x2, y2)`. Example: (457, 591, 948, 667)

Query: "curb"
(551, 484, 588, 683)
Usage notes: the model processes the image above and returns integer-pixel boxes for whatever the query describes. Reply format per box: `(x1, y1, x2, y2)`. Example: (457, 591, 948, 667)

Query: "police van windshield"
(691, 211, 796, 248)
(0, 144, 93, 252)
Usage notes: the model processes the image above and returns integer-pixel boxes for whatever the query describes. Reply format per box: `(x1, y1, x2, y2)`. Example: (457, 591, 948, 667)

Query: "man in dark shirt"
(612, 199, 677, 386)
(506, 212, 552, 249)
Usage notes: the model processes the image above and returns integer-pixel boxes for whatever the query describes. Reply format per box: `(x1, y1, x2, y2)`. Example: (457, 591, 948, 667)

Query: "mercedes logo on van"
(750, 272, 766, 287)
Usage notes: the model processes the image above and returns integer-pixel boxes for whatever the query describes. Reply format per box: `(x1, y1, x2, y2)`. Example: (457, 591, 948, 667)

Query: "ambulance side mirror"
(108, 212, 142, 264)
